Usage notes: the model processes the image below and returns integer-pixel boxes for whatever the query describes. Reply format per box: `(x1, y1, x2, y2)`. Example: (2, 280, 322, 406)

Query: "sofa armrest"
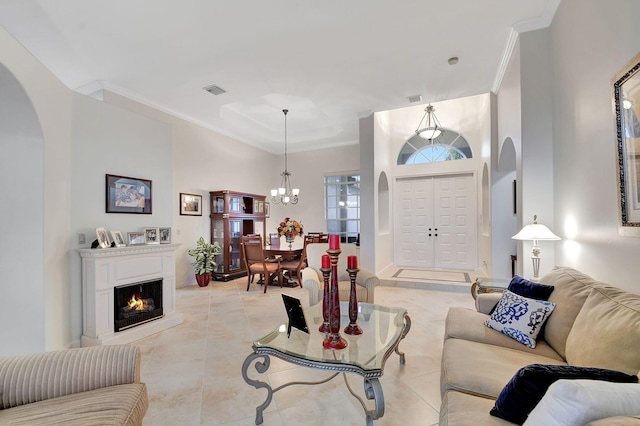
(475, 293, 502, 314)
(301, 267, 322, 306)
(0, 345, 141, 409)
(356, 269, 379, 304)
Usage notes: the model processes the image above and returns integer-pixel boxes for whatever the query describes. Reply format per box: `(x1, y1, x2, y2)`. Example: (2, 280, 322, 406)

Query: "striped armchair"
(0, 345, 147, 425)
(301, 243, 379, 306)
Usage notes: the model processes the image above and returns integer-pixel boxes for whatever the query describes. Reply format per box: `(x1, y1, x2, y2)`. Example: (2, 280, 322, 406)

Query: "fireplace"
(114, 279, 164, 332)
(78, 244, 183, 346)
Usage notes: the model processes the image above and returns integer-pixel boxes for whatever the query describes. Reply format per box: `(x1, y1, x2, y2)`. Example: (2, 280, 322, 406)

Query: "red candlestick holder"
(344, 267, 362, 335)
(318, 267, 331, 333)
(322, 248, 347, 350)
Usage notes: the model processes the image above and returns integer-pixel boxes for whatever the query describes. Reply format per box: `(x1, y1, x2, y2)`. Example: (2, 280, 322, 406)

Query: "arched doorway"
(491, 137, 517, 278)
(0, 62, 46, 355)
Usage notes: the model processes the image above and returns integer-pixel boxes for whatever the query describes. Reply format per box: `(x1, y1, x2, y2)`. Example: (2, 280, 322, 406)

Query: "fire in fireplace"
(114, 279, 164, 332)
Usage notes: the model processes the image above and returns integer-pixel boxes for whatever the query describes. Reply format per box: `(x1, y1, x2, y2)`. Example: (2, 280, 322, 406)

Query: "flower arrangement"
(277, 217, 304, 237)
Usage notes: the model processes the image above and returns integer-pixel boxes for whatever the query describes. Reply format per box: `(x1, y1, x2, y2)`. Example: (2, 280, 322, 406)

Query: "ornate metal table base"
(241, 314, 411, 425)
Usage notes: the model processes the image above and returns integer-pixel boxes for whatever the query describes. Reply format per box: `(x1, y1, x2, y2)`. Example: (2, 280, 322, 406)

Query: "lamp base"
(531, 254, 540, 281)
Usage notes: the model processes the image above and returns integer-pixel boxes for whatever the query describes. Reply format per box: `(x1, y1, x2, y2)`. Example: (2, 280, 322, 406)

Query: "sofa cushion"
(523, 380, 640, 426)
(444, 307, 564, 361)
(540, 266, 602, 358)
(485, 290, 555, 348)
(0, 383, 147, 426)
(440, 390, 513, 426)
(585, 416, 640, 425)
(508, 275, 555, 300)
(565, 286, 640, 375)
(441, 338, 566, 399)
(490, 364, 638, 424)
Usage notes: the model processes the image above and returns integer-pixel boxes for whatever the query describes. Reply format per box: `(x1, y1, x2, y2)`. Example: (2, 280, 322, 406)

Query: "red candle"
(321, 254, 330, 268)
(329, 234, 340, 250)
(348, 255, 358, 269)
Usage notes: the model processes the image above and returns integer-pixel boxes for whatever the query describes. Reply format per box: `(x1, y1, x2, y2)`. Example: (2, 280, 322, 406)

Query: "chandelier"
(270, 109, 299, 205)
(415, 104, 444, 140)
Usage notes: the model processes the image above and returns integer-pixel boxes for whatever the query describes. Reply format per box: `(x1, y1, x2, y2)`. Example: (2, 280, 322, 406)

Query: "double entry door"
(394, 173, 477, 270)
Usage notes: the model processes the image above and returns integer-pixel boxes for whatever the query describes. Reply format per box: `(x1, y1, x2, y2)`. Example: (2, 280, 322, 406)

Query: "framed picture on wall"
(265, 202, 270, 218)
(180, 193, 202, 216)
(106, 174, 152, 214)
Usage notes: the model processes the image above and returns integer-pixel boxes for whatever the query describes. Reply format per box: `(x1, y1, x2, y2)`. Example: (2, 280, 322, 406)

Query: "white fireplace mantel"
(78, 244, 184, 346)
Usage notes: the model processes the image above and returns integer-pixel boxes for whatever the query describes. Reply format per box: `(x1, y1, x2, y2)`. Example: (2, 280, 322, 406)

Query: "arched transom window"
(397, 129, 472, 165)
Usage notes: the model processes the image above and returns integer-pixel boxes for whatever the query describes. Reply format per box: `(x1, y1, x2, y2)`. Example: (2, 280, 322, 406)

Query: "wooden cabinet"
(210, 190, 266, 281)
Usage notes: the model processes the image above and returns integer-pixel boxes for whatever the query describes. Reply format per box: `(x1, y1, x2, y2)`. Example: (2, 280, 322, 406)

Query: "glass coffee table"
(241, 301, 411, 425)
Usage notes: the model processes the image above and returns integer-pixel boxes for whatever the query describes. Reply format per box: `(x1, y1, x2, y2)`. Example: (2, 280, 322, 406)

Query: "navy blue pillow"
(487, 276, 555, 315)
(490, 364, 639, 424)
(507, 275, 554, 300)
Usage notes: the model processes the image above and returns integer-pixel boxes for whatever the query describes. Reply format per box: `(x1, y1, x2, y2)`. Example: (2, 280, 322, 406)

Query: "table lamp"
(512, 215, 560, 280)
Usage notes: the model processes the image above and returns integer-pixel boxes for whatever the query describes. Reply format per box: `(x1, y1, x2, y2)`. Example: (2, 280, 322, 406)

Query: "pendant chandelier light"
(270, 109, 299, 205)
(415, 104, 444, 140)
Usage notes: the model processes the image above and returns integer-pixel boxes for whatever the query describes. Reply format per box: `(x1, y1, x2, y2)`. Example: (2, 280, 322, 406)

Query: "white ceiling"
(0, 1, 559, 154)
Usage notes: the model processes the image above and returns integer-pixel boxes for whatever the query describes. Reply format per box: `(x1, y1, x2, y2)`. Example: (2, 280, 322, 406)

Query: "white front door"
(394, 174, 477, 270)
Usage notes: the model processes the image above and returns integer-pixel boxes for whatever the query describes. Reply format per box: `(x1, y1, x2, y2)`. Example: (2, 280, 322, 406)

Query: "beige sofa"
(0, 345, 147, 425)
(301, 242, 379, 306)
(440, 266, 640, 425)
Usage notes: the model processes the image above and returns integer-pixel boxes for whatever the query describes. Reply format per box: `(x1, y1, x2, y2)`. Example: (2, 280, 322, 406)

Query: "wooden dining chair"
(280, 237, 310, 287)
(241, 236, 283, 293)
(243, 234, 262, 283)
(306, 232, 329, 243)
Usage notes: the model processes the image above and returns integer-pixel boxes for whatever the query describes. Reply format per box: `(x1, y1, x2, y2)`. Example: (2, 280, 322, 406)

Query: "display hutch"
(210, 190, 266, 281)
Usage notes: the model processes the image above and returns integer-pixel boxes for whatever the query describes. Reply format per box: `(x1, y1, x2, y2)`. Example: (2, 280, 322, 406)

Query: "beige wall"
(548, 0, 640, 291)
(0, 25, 73, 355)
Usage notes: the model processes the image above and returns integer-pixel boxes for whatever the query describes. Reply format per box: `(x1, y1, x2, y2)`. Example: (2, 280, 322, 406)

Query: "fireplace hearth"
(114, 279, 164, 332)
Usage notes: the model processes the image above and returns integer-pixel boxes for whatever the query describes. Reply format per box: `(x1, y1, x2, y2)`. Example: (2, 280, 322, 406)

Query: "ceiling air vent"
(407, 94, 422, 103)
(203, 84, 226, 95)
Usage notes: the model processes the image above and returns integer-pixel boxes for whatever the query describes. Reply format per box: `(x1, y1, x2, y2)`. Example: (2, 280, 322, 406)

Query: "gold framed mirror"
(613, 52, 640, 232)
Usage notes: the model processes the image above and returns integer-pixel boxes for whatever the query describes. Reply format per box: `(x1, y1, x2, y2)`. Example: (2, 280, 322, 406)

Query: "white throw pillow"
(523, 379, 640, 426)
(484, 290, 555, 348)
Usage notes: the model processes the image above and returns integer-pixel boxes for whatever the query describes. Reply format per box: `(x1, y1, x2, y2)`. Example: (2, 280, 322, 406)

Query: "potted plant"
(188, 237, 221, 287)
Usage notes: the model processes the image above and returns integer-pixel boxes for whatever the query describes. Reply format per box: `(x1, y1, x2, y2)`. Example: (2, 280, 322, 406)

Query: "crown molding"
(492, 0, 561, 93)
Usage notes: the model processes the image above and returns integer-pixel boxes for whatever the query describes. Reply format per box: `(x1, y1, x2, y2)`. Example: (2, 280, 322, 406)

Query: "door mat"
(392, 269, 471, 283)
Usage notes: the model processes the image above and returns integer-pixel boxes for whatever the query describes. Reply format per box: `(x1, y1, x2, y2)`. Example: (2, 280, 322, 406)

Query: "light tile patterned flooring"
(137, 276, 475, 426)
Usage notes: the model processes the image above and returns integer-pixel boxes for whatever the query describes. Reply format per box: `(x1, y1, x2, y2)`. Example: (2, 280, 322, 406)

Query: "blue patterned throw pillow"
(484, 290, 556, 348)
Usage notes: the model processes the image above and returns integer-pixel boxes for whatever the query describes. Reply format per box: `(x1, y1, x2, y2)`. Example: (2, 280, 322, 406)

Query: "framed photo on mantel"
(106, 174, 152, 214)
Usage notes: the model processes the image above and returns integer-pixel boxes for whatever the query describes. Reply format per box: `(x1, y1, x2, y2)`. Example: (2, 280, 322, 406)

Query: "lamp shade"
(512, 216, 560, 241)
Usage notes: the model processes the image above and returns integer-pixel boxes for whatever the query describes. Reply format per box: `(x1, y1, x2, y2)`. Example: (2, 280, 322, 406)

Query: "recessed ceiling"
(0, 1, 559, 154)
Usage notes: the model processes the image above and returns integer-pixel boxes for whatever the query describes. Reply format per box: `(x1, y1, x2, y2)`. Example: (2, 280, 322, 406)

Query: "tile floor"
(137, 275, 476, 426)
